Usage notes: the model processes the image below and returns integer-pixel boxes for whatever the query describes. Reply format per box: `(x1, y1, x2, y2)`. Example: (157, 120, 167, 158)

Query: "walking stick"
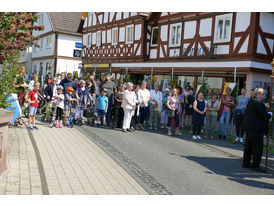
(265, 58, 274, 172)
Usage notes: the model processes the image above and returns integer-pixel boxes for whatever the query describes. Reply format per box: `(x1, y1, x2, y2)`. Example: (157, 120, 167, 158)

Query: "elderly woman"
(113, 84, 126, 128)
(121, 82, 138, 132)
(205, 91, 220, 139)
(75, 80, 92, 120)
(149, 83, 162, 130)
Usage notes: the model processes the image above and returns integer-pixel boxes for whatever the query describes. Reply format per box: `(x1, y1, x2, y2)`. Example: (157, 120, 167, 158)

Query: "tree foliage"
(0, 12, 43, 108)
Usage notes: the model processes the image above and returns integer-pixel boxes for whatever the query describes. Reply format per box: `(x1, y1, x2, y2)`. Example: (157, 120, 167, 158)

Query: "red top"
(28, 90, 39, 107)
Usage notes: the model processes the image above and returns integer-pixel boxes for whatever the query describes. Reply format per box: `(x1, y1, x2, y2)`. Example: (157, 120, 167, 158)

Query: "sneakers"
(149, 126, 153, 130)
(196, 135, 202, 140)
(160, 125, 164, 129)
(175, 131, 182, 136)
(167, 130, 172, 136)
(122, 129, 127, 133)
(235, 137, 239, 142)
(55, 124, 59, 128)
(27, 126, 33, 130)
(192, 135, 197, 140)
(32, 125, 39, 130)
(240, 137, 244, 143)
(59, 124, 63, 128)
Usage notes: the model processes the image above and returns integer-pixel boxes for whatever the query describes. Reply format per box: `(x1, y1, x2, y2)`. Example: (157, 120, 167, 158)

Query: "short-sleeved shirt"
(99, 80, 117, 97)
(65, 93, 73, 111)
(28, 90, 39, 107)
(221, 95, 234, 113)
(138, 89, 150, 107)
(167, 96, 179, 110)
(98, 95, 109, 110)
(55, 94, 64, 109)
(236, 95, 250, 110)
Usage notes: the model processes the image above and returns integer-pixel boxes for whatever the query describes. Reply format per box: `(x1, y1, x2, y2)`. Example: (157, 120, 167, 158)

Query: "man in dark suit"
(243, 88, 271, 172)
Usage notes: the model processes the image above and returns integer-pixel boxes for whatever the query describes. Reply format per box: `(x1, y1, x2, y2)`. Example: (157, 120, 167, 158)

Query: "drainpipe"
(53, 32, 58, 76)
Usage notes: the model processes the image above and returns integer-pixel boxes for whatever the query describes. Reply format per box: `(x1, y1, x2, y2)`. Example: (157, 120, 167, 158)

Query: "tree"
(0, 12, 43, 109)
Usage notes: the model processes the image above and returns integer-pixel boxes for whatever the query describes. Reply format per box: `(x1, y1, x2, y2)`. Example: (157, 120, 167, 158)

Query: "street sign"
(73, 49, 82, 58)
(75, 42, 82, 48)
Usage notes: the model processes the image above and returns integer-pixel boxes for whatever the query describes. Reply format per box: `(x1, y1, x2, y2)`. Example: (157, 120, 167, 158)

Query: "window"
(46, 36, 52, 49)
(96, 31, 102, 47)
(112, 27, 118, 45)
(33, 64, 37, 74)
(126, 25, 134, 44)
(87, 34, 92, 47)
(151, 27, 158, 46)
(214, 13, 233, 43)
(169, 23, 182, 47)
(40, 39, 43, 51)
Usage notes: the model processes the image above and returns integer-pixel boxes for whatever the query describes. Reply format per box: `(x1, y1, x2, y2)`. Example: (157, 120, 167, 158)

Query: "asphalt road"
(75, 125, 274, 195)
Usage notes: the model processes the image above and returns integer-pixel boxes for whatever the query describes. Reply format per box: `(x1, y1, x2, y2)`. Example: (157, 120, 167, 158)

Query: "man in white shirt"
(149, 83, 162, 129)
(137, 81, 150, 129)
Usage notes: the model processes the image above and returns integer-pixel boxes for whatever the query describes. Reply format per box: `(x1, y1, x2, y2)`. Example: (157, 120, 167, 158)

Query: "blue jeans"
(219, 111, 230, 136)
(106, 96, 113, 124)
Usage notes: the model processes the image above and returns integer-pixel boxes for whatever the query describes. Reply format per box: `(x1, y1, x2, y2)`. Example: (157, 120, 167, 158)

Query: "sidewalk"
(0, 120, 147, 195)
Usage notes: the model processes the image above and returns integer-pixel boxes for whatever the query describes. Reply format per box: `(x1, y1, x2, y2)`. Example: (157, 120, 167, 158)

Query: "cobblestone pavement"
(0, 126, 42, 195)
(0, 120, 147, 195)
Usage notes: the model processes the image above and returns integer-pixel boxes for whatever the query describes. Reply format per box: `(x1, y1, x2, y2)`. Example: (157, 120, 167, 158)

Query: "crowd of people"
(9, 68, 273, 171)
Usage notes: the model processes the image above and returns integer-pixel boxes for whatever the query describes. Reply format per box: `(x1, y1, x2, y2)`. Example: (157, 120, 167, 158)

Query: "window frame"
(151, 27, 159, 47)
(38, 13, 43, 25)
(125, 25, 134, 44)
(87, 34, 92, 47)
(46, 36, 52, 49)
(112, 27, 119, 46)
(96, 31, 102, 47)
(213, 13, 233, 43)
(169, 22, 182, 47)
(40, 39, 43, 51)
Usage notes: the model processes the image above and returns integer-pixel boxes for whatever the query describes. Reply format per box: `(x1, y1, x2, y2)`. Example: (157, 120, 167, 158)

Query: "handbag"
(167, 108, 175, 118)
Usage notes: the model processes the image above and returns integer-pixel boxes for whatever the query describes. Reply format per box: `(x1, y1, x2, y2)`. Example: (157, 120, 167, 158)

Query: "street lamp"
(265, 58, 274, 172)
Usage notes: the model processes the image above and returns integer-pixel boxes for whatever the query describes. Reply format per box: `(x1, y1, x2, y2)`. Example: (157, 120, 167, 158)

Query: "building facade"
(81, 12, 274, 94)
(27, 12, 82, 78)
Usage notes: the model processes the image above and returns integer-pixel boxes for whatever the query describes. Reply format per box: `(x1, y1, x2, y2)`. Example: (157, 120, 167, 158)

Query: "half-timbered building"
(81, 12, 274, 94)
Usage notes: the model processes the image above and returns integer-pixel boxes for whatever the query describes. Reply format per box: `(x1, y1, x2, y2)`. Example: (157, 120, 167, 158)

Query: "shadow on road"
(179, 155, 274, 190)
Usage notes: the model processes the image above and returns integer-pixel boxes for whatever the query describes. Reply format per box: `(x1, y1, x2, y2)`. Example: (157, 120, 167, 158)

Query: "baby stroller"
(83, 98, 96, 126)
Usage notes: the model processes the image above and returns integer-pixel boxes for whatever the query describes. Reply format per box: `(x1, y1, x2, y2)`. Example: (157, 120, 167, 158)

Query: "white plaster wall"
(110, 12, 114, 22)
(216, 45, 230, 55)
(235, 12, 251, 32)
(160, 25, 168, 41)
(199, 18, 212, 37)
(88, 17, 92, 27)
(98, 14, 103, 24)
(83, 34, 88, 46)
(266, 39, 274, 53)
(184, 21, 196, 39)
(104, 12, 108, 23)
(124, 12, 129, 18)
(32, 13, 53, 37)
(32, 34, 55, 58)
(57, 34, 82, 57)
(119, 27, 125, 42)
(131, 12, 137, 16)
(83, 17, 87, 28)
(93, 13, 97, 25)
(116, 13, 121, 21)
(239, 35, 249, 53)
(260, 12, 274, 34)
(150, 49, 157, 58)
(135, 24, 142, 40)
(161, 12, 168, 16)
(234, 37, 241, 50)
(56, 59, 81, 75)
(257, 35, 267, 54)
(169, 49, 180, 57)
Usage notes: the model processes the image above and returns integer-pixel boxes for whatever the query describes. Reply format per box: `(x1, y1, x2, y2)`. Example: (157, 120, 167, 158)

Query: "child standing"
(65, 87, 77, 126)
(97, 89, 108, 127)
(27, 82, 40, 130)
(54, 86, 65, 128)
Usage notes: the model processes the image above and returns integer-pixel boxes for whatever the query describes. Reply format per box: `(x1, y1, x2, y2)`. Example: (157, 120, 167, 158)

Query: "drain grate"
(76, 126, 173, 195)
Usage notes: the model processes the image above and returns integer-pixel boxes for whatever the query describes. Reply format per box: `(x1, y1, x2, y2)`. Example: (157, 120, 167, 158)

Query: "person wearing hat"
(99, 73, 117, 126)
(54, 85, 65, 128)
